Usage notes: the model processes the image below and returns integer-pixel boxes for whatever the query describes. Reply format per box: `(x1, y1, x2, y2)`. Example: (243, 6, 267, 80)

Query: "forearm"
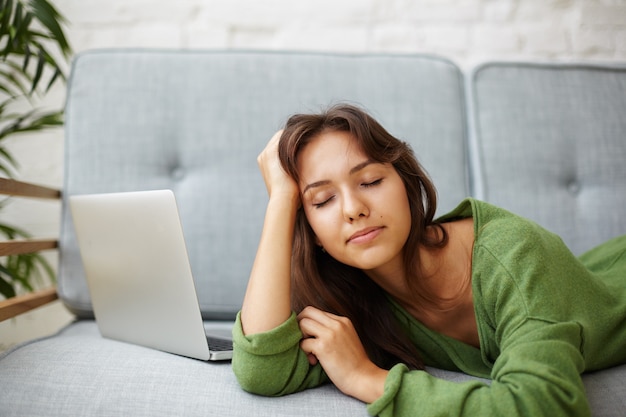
(241, 194, 298, 335)
(232, 312, 329, 396)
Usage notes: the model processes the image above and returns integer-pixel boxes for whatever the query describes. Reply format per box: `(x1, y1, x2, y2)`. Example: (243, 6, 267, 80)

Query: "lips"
(347, 226, 384, 244)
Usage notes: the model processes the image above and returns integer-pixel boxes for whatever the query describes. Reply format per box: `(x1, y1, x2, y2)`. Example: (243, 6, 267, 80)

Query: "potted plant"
(0, 0, 72, 299)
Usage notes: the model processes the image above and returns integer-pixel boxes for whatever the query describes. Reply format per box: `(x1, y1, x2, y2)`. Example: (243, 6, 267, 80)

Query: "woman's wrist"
(349, 364, 389, 404)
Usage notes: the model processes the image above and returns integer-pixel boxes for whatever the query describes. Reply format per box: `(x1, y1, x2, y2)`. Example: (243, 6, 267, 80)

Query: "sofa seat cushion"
(1, 321, 625, 416)
(0, 321, 368, 417)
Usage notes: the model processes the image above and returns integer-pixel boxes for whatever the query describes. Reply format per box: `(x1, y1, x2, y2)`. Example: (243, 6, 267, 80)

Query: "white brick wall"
(52, 0, 626, 66)
(1, 0, 626, 347)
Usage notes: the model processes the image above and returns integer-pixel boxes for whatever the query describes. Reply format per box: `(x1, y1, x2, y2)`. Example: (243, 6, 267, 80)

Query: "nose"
(342, 191, 369, 222)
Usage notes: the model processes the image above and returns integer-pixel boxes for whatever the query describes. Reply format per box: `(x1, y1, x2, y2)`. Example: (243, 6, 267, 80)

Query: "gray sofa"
(1, 50, 625, 416)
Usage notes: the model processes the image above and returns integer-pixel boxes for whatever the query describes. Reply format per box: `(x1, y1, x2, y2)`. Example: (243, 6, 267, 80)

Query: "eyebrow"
(302, 159, 375, 195)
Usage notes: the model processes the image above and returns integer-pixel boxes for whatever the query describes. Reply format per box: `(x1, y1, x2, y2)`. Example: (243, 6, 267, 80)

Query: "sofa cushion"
(59, 50, 469, 319)
(469, 62, 626, 255)
(0, 322, 482, 417)
(1, 321, 624, 416)
(0, 321, 368, 417)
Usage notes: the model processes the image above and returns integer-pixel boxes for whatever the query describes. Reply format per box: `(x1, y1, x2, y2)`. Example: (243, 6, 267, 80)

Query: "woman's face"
(297, 130, 412, 275)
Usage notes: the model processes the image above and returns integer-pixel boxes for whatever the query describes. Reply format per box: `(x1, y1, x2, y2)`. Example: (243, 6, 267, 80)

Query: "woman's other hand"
(297, 306, 389, 404)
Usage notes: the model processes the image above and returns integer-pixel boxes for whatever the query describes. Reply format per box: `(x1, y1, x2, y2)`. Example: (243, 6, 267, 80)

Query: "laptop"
(69, 189, 233, 361)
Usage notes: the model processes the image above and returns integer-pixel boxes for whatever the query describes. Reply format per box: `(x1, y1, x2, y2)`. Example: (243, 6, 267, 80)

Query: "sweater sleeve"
(368, 319, 589, 417)
(231, 311, 329, 396)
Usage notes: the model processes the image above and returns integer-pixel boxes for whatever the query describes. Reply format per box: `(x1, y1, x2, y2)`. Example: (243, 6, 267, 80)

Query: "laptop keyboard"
(207, 336, 233, 351)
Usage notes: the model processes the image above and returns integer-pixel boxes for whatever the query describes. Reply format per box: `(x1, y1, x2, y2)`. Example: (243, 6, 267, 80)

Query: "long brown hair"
(278, 103, 447, 370)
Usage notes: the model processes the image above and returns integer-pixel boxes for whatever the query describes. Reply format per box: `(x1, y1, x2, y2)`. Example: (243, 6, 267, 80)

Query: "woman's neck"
(364, 220, 470, 299)
(366, 218, 479, 347)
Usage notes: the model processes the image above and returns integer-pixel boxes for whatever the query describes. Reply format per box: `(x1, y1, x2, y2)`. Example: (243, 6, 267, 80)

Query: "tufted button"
(567, 180, 581, 196)
(170, 167, 186, 181)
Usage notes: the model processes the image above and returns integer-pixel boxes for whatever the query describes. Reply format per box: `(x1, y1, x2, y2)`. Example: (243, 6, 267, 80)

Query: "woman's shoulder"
(456, 199, 577, 280)
(438, 198, 560, 248)
(443, 199, 578, 306)
(438, 198, 532, 225)
(463, 200, 605, 326)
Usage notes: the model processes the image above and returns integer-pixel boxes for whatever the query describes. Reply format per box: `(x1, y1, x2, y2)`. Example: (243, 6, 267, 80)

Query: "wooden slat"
(0, 179, 61, 320)
(0, 238, 58, 256)
(0, 178, 61, 199)
(0, 287, 58, 321)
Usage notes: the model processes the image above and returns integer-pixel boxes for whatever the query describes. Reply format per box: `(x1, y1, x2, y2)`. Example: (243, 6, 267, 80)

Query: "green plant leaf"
(28, 0, 71, 57)
(0, 222, 31, 239)
(2, 258, 35, 292)
(30, 48, 44, 93)
(0, 274, 17, 299)
(30, 34, 66, 61)
(0, 146, 19, 175)
(0, 250, 56, 298)
(0, 222, 56, 295)
(22, 42, 31, 71)
(0, 108, 63, 141)
(1, 0, 71, 95)
(13, 6, 34, 53)
(0, 1, 15, 43)
(0, 63, 32, 98)
(44, 66, 59, 91)
(0, 163, 15, 177)
(0, 0, 68, 297)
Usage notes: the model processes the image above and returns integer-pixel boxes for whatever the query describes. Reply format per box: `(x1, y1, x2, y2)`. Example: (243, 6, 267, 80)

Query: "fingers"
(298, 307, 340, 362)
(257, 129, 300, 201)
(297, 306, 359, 362)
(257, 129, 283, 167)
(297, 306, 346, 338)
(269, 129, 284, 146)
(306, 352, 319, 366)
(297, 305, 342, 323)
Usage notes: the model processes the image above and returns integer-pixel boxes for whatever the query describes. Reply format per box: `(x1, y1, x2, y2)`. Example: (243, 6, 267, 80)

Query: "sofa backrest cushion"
(59, 50, 469, 319)
(470, 62, 626, 255)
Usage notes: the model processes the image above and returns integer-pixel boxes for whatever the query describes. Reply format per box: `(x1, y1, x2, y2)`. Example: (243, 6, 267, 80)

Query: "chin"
(342, 252, 397, 272)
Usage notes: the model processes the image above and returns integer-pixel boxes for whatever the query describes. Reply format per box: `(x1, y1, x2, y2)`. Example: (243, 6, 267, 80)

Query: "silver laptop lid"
(70, 189, 212, 360)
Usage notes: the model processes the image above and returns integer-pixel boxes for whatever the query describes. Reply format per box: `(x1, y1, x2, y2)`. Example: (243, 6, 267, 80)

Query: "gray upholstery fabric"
(1, 322, 624, 416)
(584, 366, 626, 417)
(470, 62, 626, 255)
(59, 49, 469, 319)
(0, 322, 368, 417)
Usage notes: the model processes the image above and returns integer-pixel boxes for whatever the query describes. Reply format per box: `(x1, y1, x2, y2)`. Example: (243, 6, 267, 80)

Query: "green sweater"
(232, 198, 626, 416)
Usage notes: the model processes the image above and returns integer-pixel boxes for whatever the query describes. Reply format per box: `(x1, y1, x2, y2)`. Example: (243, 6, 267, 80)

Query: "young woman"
(231, 103, 626, 416)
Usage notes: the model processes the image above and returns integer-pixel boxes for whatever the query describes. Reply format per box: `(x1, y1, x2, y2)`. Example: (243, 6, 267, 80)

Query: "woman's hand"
(257, 129, 300, 203)
(297, 306, 389, 403)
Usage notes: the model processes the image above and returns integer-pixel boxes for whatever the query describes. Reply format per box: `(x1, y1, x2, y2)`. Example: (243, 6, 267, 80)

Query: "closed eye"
(313, 195, 334, 209)
(362, 178, 383, 188)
